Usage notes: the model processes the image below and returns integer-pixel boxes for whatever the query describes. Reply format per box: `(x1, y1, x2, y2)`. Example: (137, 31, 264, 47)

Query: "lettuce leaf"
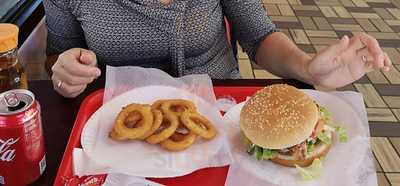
(295, 158, 323, 181)
(307, 141, 315, 154)
(241, 131, 256, 155)
(255, 146, 264, 160)
(317, 131, 331, 145)
(325, 123, 349, 143)
(334, 126, 348, 142)
(241, 132, 279, 159)
(262, 149, 278, 159)
(319, 106, 349, 143)
(319, 106, 332, 124)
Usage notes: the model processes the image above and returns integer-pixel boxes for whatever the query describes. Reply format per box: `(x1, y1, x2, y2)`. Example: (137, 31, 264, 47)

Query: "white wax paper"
(224, 90, 377, 186)
(77, 66, 233, 179)
(103, 66, 216, 104)
(103, 173, 164, 186)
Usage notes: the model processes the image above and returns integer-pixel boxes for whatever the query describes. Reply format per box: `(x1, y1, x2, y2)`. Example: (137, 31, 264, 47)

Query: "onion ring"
(161, 99, 197, 116)
(109, 99, 217, 151)
(151, 100, 167, 111)
(109, 129, 128, 141)
(145, 114, 179, 144)
(139, 109, 163, 139)
(113, 103, 153, 139)
(160, 129, 197, 151)
(110, 111, 143, 140)
(180, 112, 217, 139)
(125, 111, 143, 127)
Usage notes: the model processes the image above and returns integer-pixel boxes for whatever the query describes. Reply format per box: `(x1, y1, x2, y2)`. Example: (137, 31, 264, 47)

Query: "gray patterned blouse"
(44, 0, 276, 78)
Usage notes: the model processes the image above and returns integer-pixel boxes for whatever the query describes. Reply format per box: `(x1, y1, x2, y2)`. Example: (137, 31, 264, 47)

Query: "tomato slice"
(310, 120, 324, 138)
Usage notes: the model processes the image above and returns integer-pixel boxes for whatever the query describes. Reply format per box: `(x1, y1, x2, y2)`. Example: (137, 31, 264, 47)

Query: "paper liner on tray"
(224, 90, 377, 186)
(76, 66, 233, 178)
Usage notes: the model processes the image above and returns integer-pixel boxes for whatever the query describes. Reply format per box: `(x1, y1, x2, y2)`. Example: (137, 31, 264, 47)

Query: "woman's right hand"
(51, 48, 101, 98)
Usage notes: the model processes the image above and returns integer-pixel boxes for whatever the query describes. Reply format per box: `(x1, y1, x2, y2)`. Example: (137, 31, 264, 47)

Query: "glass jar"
(0, 23, 27, 92)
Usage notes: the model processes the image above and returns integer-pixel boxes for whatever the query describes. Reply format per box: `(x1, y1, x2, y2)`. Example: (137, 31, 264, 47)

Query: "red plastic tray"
(54, 86, 264, 186)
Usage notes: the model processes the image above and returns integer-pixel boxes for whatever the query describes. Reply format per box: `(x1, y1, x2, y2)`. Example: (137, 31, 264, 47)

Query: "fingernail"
(384, 66, 390, 71)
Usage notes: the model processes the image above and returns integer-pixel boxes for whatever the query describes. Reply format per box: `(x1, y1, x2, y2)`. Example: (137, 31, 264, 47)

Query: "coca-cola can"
(0, 89, 46, 186)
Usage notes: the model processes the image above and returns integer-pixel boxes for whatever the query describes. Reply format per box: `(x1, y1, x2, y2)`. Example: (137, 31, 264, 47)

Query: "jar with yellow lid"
(0, 23, 28, 92)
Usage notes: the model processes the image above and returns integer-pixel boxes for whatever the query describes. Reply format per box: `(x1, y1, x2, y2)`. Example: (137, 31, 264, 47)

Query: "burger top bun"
(240, 84, 319, 149)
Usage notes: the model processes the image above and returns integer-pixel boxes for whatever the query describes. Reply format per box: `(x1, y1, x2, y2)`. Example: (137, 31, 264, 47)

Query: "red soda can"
(0, 89, 46, 186)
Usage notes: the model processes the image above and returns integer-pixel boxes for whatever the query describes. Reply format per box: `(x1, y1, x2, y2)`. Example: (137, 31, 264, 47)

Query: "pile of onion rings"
(109, 99, 217, 151)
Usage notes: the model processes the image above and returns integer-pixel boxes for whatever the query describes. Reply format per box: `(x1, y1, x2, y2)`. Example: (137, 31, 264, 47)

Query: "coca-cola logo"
(0, 138, 19, 162)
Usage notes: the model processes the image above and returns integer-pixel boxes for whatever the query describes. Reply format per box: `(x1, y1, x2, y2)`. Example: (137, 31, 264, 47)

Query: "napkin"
(224, 90, 377, 186)
(73, 66, 233, 184)
(73, 148, 164, 185)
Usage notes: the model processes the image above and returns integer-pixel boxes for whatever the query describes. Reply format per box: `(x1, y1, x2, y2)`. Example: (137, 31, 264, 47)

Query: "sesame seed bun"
(240, 84, 319, 149)
(270, 132, 332, 167)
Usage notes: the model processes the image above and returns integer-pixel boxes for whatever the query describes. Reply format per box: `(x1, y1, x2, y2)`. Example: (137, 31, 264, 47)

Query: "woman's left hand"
(307, 32, 392, 89)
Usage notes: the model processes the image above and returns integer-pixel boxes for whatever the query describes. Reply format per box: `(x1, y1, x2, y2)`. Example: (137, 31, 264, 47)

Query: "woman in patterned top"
(44, 0, 392, 98)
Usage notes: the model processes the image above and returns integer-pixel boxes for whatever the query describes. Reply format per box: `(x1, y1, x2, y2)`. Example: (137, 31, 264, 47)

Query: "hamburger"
(240, 84, 343, 167)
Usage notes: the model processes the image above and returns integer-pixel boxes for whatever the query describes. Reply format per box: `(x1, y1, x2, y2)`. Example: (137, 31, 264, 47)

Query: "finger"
(59, 83, 86, 98)
(359, 33, 384, 59)
(53, 65, 95, 85)
(349, 32, 366, 51)
(62, 83, 86, 98)
(58, 53, 101, 77)
(383, 52, 392, 71)
(79, 49, 97, 67)
(350, 33, 384, 65)
(52, 76, 87, 98)
(357, 47, 382, 69)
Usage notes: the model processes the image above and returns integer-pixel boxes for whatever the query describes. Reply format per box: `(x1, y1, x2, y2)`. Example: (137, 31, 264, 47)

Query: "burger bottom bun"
(270, 142, 331, 167)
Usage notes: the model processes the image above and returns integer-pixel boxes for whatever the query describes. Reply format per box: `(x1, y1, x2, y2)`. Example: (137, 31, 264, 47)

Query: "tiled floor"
(236, 0, 400, 185)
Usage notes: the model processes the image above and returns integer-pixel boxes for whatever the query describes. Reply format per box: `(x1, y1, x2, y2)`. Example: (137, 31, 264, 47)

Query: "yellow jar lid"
(0, 24, 19, 53)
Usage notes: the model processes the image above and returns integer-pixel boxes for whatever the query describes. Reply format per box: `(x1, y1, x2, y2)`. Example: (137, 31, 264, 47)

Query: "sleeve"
(221, 0, 277, 62)
(43, 0, 87, 55)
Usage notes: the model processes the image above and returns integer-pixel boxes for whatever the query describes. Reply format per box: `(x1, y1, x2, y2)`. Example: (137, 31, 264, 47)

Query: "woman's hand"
(51, 48, 101, 98)
(307, 33, 392, 90)
(159, 0, 171, 5)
